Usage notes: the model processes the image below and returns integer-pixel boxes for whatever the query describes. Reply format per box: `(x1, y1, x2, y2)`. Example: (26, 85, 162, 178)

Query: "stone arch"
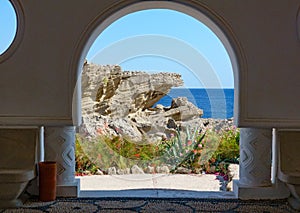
(71, 0, 245, 124)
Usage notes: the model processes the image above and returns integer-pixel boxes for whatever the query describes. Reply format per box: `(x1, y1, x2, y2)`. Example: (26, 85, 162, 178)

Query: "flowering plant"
(75, 123, 240, 176)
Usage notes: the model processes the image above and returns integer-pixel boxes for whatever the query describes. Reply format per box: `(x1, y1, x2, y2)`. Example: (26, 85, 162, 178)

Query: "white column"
(234, 128, 289, 199)
(44, 126, 80, 197)
(38, 126, 44, 162)
(239, 128, 272, 187)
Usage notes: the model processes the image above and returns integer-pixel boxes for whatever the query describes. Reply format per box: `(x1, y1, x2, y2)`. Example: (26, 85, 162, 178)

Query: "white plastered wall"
(0, 0, 300, 128)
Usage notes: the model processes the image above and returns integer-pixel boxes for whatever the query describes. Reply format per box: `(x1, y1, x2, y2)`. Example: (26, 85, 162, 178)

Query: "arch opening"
(72, 0, 241, 194)
(72, 0, 241, 126)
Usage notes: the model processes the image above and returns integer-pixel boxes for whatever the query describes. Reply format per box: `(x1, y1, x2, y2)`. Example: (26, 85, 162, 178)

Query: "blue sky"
(87, 9, 234, 88)
(0, 0, 17, 55)
(0, 1, 233, 88)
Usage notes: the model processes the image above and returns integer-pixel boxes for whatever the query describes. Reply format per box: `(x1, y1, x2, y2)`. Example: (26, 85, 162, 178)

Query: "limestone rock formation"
(80, 62, 203, 142)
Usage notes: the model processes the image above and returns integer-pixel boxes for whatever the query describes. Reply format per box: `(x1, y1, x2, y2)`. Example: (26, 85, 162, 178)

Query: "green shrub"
(212, 126, 240, 163)
(206, 126, 240, 175)
(75, 136, 99, 175)
(75, 125, 240, 175)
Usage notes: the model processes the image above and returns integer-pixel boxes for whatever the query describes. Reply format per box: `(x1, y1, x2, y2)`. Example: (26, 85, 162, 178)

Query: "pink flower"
(187, 140, 192, 146)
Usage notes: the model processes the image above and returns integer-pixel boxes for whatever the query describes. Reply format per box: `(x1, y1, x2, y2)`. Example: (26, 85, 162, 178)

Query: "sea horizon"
(154, 88, 234, 119)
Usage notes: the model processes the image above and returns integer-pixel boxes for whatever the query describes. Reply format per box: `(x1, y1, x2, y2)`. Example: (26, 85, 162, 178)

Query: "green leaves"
(75, 124, 240, 175)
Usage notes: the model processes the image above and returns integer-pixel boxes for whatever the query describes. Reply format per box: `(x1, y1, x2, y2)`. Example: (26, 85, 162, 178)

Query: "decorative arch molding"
(0, 1, 299, 127)
(71, 0, 246, 126)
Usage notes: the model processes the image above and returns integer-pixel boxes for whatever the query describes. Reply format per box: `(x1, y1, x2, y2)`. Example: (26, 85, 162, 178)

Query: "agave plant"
(159, 125, 206, 172)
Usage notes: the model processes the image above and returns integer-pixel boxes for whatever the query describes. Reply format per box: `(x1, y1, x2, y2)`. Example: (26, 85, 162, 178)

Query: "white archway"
(71, 0, 244, 125)
(69, 0, 243, 196)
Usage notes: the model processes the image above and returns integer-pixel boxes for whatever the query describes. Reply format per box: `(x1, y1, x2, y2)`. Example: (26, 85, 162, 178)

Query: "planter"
(38, 161, 57, 202)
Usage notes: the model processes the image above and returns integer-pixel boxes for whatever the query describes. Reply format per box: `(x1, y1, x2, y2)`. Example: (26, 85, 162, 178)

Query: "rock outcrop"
(80, 62, 203, 142)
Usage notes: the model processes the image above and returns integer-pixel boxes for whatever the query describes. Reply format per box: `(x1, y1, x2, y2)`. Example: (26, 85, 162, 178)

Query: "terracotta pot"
(38, 161, 57, 201)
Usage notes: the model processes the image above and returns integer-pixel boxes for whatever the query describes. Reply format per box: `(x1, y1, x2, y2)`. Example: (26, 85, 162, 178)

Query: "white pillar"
(239, 128, 272, 187)
(38, 126, 44, 162)
(44, 126, 80, 197)
(234, 127, 289, 199)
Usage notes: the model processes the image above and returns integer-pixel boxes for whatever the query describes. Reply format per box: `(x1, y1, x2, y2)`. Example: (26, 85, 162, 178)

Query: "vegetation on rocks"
(77, 63, 239, 180)
(75, 121, 240, 178)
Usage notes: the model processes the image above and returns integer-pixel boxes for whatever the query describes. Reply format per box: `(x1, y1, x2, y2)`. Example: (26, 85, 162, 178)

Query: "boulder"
(107, 167, 117, 175)
(175, 167, 192, 174)
(95, 169, 104, 175)
(145, 166, 155, 174)
(228, 164, 239, 181)
(80, 62, 204, 142)
(159, 165, 170, 174)
(117, 168, 131, 175)
(131, 165, 144, 174)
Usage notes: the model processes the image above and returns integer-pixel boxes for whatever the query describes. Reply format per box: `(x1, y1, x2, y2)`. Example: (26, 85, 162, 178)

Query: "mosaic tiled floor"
(0, 198, 298, 213)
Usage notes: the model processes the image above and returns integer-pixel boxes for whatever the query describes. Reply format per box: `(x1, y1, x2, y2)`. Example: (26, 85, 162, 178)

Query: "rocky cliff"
(80, 62, 203, 142)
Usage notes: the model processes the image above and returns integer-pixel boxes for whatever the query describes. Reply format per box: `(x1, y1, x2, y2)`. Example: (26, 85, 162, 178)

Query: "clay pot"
(38, 161, 57, 201)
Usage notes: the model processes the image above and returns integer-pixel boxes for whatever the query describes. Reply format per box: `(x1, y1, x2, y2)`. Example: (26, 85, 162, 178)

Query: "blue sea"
(154, 88, 234, 119)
